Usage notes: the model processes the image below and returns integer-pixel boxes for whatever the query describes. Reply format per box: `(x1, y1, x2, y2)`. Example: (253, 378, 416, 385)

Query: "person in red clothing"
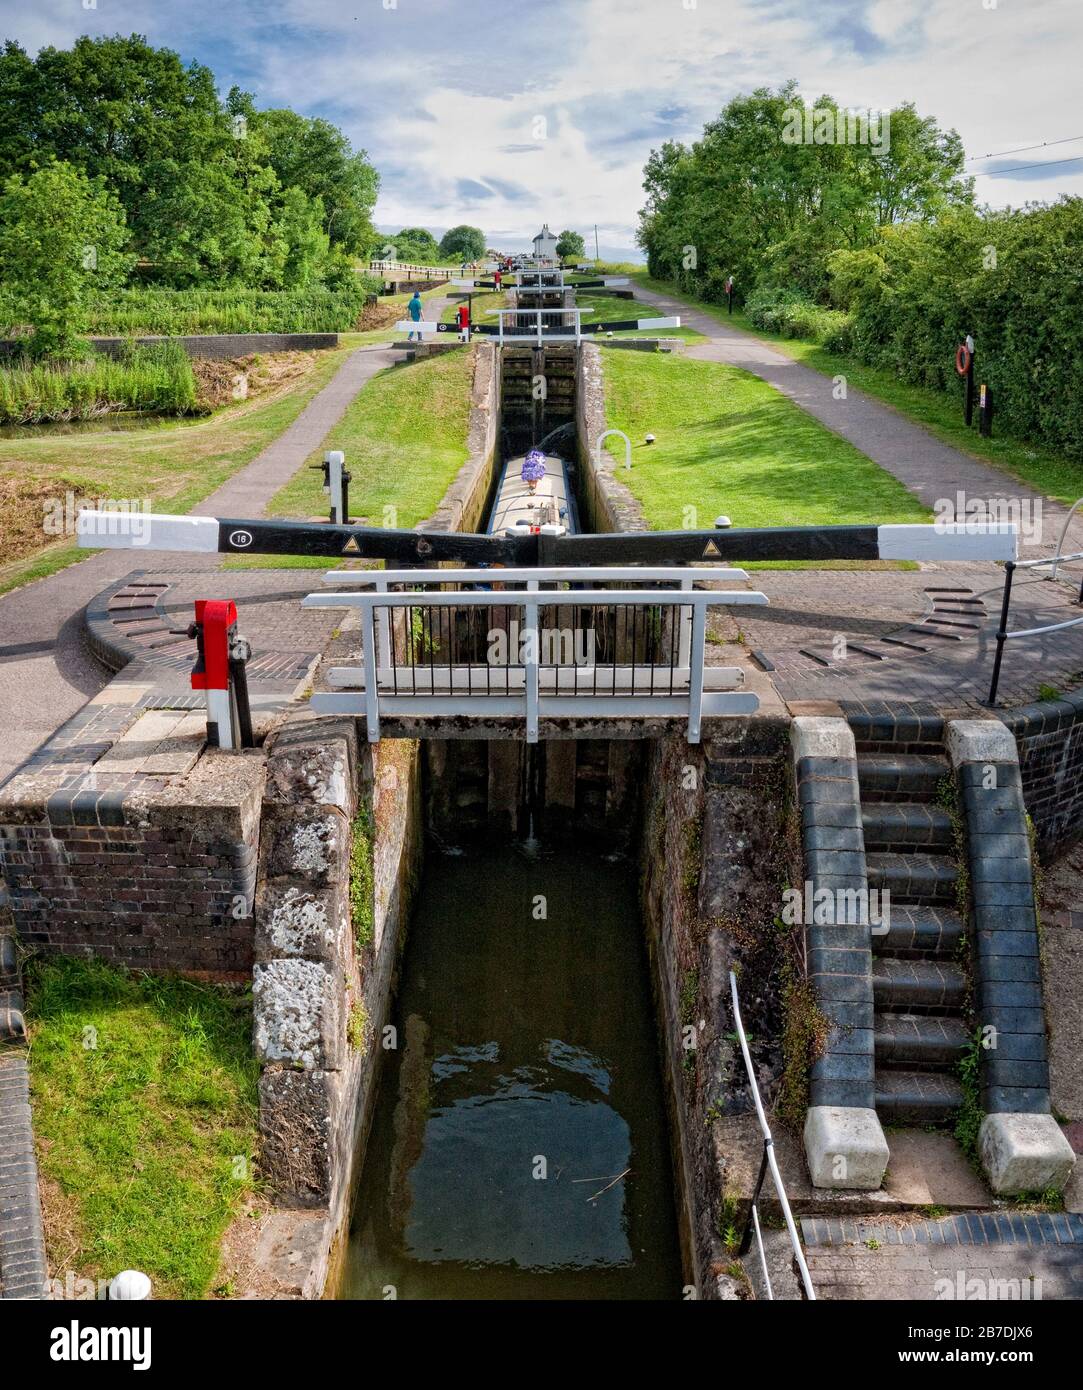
(456, 301, 470, 341)
(493, 268, 502, 291)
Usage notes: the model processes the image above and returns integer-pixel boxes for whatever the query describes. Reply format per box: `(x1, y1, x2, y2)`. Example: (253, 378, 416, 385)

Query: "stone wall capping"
(978, 1113, 1076, 1196)
(790, 716, 857, 762)
(946, 719, 1018, 766)
(804, 1105, 890, 1190)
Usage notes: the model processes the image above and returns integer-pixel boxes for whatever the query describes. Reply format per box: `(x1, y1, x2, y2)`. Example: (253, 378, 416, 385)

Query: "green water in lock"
(337, 841, 684, 1300)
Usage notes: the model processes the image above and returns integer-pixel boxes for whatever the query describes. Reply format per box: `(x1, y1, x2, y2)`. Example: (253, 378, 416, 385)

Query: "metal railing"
(729, 971, 817, 1300)
(492, 306, 582, 345)
(369, 259, 456, 280)
(303, 566, 767, 742)
(988, 545, 1083, 705)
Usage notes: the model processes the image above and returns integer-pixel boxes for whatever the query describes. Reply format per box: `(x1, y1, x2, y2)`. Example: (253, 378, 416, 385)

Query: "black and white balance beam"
(77, 510, 1018, 567)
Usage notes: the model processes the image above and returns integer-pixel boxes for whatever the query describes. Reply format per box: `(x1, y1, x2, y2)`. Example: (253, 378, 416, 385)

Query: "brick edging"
(947, 722, 1052, 1116)
(84, 572, 168, 673)
(791, 720, 876, 1111)
(0, 1054, 47, 1299)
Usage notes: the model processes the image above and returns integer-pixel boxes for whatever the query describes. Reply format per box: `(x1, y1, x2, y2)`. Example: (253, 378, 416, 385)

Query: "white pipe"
(729, 971, 817, 1301)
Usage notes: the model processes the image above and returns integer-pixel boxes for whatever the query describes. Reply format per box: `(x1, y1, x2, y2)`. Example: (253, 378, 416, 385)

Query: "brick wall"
(999, 691, 1083, 860)
(0, 746, 263, 978)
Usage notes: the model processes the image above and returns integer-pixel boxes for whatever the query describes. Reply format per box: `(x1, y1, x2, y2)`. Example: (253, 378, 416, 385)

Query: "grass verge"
(25, 956, 258, 1300)
(0, 345, 353, 596)
(598, 346, 930, 533)
(223, 345, 476, 570)
(633, 273, 1083, 506)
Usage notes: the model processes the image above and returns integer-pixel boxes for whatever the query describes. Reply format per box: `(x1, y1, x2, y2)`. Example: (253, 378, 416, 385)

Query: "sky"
(2, 0, 1081, 260)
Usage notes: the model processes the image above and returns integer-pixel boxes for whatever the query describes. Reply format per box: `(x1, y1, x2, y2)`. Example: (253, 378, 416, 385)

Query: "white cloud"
(2, 0, 1081, 248)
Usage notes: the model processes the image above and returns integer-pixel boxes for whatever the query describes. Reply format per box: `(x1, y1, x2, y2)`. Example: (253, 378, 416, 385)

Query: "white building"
(531, 223, 559, 261)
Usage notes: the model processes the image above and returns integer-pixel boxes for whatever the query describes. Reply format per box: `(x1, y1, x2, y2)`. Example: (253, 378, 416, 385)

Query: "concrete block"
(946, 719, 1018, 767)
(265, 728, 357, 816)
(262, 806, 348, 886)
(978, 1112, 1076, 1195)
(790, 717, 856, 763)
(804, 1105, 889, 1189)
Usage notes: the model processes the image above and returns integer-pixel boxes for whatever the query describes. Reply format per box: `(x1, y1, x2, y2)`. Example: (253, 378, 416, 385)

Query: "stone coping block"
(254, 883, 349, 966)
(946, 718, 1018, 766)
(979, 1113, 1076, 1195)
(791, 716, 857, 763)
(804, 1105, 889, 1190)
(253, 959, 344, 1070)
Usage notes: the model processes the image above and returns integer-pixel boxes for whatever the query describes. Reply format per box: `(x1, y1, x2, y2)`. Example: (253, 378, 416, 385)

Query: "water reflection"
(338, 843, 682, 1300)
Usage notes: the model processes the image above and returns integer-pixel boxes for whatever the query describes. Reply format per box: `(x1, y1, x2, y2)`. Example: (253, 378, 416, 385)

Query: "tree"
(636, 84, 972, 303)
(383, 226, 440, 264)
(0, 160, 133, 357)
(555, 229, 586, 263)
(274, 186, 330, 287)
(0, 37, 224, 233)
(0, 36, 381, 286)
(438, 224, 485, 262)
(258, 108, 378, 255)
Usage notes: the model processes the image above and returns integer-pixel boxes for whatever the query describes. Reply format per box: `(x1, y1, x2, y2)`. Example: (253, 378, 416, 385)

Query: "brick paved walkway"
(736, 562, 1083, 709)
(802, 1212, 1083, 1301)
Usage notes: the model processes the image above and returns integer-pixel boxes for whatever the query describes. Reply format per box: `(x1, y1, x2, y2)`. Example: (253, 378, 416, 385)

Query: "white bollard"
(109, 1270, 152, 1300)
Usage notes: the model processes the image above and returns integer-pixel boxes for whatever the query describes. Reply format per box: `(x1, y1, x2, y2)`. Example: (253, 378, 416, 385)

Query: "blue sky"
(3, 0, 1082, 259)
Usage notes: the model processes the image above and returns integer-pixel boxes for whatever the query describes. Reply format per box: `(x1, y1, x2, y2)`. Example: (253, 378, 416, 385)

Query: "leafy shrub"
(84, 278, 374, 337)
(0, 342, 199, 423)
(841, 203, 1083, 460)
(744, 285, 851, 344)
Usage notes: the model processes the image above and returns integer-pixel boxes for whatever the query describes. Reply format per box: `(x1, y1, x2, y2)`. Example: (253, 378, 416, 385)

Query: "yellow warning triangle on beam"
(702, 539, 722, 558)
(342, 535, 361, 554)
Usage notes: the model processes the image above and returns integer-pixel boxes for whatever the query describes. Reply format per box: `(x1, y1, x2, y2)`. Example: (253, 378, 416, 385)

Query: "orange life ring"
(955, 344, 971, 376)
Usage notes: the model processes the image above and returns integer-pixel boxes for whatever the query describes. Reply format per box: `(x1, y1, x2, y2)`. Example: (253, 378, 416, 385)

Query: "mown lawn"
(25, 957, 258, 1300)
(633, 272, 1083, 506)
(599, 347, 929, 534)
(0, 344, 354, 596)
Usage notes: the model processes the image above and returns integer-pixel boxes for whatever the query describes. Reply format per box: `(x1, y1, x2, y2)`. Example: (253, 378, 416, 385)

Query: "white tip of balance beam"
(877, 522, 1017, 562)
(639, 316, 680, 331)
(393, 320, 440, 334)
(77, 510, 220, 552)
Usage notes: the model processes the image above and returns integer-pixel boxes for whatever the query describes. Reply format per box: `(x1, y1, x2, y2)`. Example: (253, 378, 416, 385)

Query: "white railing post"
(376, 577, 392, 673)
(362, 604, 380, 742)
(524, 594, 539, 743)
(729, 971, 817, 1301)
(687, 603, 706, 743)
(678, 575, 693, 671)
(536, 308, 542, 346)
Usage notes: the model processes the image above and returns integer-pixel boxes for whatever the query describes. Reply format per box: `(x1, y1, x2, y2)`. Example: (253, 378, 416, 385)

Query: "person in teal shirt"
(407, 290, 423, 341)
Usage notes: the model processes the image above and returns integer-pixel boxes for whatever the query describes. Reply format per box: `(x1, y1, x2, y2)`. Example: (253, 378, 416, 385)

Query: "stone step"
(875, 1013, 970, 1068)
(861, 802, 955, 853)
(872, 957, 967, 1010)
(876, 1069, 963, 1125)
(867, 852, 958, 904)
(857, 753, 948, 801)
(875, 905, 965, 957)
